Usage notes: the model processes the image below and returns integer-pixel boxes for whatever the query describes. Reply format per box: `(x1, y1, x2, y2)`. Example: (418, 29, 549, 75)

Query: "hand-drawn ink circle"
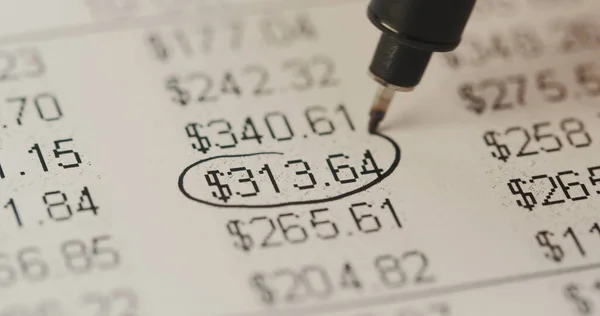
(178, 132, 401, 208)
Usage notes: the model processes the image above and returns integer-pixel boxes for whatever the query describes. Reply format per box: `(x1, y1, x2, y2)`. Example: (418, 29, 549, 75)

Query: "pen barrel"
(367, 0, 476, 88)
(367, 0, 477, 52)
(369, 33, 431, 88)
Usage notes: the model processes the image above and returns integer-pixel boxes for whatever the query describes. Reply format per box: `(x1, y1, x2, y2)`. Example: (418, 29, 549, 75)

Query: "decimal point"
(58, 163, 63, 167)
(324, 182, 330, 186)
(303, 134, 308, 138)
(2, 125, 6, 128)
(20, 171, 26, 175)
(38, 220, 43, 225)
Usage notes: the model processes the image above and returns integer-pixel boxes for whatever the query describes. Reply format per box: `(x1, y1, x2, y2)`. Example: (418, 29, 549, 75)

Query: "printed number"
(229, 167, 259, 197)
(560, 118, 591, 148)
(309, 208, 339, 239)
(61, 235, 119, 273)
(285, 160, 317, 190)
(43, 191, 72, 221)
(53, 138, 82, 169)
(250, 217, 283, 249)
(327, 154, 359, 183)
(375, 251, 434, 288)
(82, 289, 139, 316)
(277, 213, 308, 244)
(209, 119, 238, 149)
(0, 48, 45, 81)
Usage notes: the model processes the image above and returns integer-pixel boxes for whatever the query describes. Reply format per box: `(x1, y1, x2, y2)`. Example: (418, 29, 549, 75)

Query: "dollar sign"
(536, 231, 564, 263)
(166, 77, 190, 106)
(185, 123, 211, 154)
(507, 179, 537, 211)
(226, 220, 253, 252)
(205, 170, 232, 203)
(458, 83, 486, 115)
(249, 273, 275, 305)
(483, 131, 511, 162)
(564, 284, 593, 315)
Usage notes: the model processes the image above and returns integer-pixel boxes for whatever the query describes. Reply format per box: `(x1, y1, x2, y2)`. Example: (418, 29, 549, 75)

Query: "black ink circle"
(178, 132, 401, 208)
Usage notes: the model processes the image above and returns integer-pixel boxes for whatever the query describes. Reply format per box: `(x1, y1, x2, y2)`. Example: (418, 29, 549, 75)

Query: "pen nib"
(368, 86, 395, 133)
(368, 112, 384, 134)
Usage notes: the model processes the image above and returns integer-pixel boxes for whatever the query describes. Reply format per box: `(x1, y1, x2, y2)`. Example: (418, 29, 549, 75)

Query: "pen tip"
(368, 86, 395, 134)
(368, 111, 384, 134)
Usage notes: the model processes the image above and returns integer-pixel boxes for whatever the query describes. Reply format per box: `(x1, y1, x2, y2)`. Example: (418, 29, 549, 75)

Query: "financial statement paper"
(0, 0, 599, 315)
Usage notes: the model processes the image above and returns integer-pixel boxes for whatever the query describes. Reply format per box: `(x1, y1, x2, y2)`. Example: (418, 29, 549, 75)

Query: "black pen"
(367, 0, 477, 132)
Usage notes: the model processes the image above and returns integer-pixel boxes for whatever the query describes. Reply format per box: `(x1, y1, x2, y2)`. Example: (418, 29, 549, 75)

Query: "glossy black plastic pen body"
(366, 0, 476, 132)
